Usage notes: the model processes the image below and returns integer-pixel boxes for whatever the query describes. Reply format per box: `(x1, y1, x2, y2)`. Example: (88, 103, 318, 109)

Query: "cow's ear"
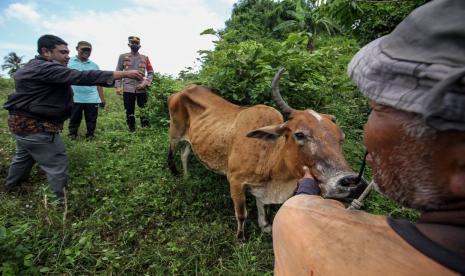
(246, 124, 287, 142)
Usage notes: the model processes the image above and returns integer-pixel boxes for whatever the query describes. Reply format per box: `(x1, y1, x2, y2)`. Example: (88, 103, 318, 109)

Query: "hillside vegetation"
(1, 0, 424, 274)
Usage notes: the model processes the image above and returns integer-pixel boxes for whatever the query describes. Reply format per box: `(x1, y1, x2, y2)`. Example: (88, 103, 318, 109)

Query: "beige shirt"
(273, 195, 459, 276)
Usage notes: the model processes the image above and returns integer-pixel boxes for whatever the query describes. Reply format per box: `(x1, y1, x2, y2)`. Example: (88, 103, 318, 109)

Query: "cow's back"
(169, 85, 241, 174)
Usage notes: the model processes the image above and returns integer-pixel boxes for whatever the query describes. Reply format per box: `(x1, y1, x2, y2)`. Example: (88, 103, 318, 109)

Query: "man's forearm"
(113, 71, 125, 80)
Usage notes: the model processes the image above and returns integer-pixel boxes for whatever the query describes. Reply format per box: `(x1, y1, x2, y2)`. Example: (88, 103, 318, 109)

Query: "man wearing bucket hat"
(272, 0, 465, 275)
(115, 36, 154, 132)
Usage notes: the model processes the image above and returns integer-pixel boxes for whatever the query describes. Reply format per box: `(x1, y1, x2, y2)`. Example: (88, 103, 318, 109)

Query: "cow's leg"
(168, 113, 186, 176)
(229, 179, 247, 240)
(168, 137, 180, 176)
(256, 198, 271, 233)
(181, 144, 191, 177)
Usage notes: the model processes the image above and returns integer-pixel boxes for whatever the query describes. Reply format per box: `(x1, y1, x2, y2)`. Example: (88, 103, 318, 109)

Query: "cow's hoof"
(261, 224, 272, 233)
(236, 231, 246, 241)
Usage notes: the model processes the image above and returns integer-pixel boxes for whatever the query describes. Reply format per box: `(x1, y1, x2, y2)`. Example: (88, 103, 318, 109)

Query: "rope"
(348, 180, 374, 210)
(347, 151, 374, 210)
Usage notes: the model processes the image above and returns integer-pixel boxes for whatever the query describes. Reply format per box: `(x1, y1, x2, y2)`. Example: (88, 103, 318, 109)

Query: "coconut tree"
(273, 0, 340, 52)
(2, 52, 25, 77)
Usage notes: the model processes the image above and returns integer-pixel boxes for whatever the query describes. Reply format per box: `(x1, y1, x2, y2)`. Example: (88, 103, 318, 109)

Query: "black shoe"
(2, 185, 20, 193)
(85, 135, 95, 140)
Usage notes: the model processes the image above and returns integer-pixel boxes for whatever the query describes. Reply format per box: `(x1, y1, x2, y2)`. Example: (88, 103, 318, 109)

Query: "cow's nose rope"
(357, 151, 368, 181)
(348, 151, 373, 210)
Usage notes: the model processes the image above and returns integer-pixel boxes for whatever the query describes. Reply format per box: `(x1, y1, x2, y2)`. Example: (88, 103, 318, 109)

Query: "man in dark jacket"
(3, 34, 143, 203)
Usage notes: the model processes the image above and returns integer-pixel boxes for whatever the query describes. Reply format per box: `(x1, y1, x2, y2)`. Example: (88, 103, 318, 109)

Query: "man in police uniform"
(115, 36, 154, 132)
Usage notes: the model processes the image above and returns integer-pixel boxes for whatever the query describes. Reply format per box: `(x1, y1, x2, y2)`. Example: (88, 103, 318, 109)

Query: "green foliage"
(221, 0, 295, 43)
(319, 0, 426, 45)
(0, 77, 14, 91)
(145, 73, 185, 128)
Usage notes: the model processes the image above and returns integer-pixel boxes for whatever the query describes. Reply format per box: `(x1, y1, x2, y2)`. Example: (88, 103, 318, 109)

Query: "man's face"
(128, 40, 141, 53)
(77, 46, 92, 61)
(43, 44, 70, 65)
(363, 102, 451, 210)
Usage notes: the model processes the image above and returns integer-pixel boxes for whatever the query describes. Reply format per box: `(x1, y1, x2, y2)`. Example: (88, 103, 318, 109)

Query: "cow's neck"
(269, 140, 302, 182)
(416, 201, 465, 258)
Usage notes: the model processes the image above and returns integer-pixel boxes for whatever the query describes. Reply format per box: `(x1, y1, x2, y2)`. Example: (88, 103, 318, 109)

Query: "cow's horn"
(272, 68, 295, 117)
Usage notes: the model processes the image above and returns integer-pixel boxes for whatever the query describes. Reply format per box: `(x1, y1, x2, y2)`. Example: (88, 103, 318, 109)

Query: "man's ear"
(450, 171, 465, 197)
(41, 47, 51, 59)
(448, 142, 465, 198)
(246, 124, 287, 142)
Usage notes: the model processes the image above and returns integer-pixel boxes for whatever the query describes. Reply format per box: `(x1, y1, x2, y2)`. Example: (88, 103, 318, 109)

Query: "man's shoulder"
(16, 58, 64, 78)
(277, 195, 388, 228)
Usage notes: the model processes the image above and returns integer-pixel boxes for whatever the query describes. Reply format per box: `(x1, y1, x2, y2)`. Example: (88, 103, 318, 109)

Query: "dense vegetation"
(1, 0, 424, 274)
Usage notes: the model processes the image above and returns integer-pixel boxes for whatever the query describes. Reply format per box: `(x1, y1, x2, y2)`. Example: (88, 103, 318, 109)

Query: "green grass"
(0, 79, 417, 275)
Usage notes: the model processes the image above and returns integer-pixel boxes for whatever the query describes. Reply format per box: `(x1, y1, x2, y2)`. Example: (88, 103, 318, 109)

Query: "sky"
(0, 0, 236, 77)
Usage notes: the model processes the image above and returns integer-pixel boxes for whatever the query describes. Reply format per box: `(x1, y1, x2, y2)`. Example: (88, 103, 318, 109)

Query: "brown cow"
(168, 68, 367, 239)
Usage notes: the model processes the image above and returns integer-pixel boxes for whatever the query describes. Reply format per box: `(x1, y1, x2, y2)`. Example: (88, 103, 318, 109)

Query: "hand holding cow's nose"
(296, 166, 320, 196)
(302, 166, 314, 180)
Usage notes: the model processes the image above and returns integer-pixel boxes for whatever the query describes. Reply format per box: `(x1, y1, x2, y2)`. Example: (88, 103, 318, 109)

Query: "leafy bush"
(318, 0, 426, 45)
(145, 73, 186, 128)
(0, 78, 14, 93)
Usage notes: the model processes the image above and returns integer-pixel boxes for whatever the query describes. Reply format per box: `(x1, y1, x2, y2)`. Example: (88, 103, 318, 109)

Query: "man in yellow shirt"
(273, 0, 465, 275)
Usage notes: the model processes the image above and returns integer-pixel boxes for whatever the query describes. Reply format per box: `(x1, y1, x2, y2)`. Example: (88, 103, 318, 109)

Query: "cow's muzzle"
(322, 174, 368, 202)
(338, 175, 369, 200)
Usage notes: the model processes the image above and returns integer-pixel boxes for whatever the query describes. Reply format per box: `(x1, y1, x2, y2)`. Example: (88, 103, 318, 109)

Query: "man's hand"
(124, 70, 144, 80)
(136, 83, 146, 90)
(99, 101, 106, 109)
(115, 87, 123, 96)
(295, 166, 320, 195)
(301, 165, 314, 180)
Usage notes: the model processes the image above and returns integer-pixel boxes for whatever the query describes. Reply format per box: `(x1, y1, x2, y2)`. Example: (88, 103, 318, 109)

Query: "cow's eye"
(294, 132, 306, 141)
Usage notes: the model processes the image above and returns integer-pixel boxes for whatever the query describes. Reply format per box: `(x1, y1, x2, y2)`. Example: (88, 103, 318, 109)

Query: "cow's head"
(247, 68, 367, 201)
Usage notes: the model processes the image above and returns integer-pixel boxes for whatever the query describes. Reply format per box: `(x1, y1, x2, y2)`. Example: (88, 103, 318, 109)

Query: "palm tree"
(273, 0, 340, 52)
(2, 52, 25, 77)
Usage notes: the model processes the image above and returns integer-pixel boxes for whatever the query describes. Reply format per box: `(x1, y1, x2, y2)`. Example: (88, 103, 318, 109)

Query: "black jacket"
(4, 56, 114, 123)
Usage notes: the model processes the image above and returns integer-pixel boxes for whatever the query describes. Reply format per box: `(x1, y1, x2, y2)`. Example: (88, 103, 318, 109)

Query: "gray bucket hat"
(348, 0, 465, 131)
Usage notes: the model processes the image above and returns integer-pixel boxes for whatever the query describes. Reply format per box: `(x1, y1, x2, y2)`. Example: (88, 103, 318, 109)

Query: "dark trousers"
(69, 103, 99, 137)
(123, 92, 149, 131)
